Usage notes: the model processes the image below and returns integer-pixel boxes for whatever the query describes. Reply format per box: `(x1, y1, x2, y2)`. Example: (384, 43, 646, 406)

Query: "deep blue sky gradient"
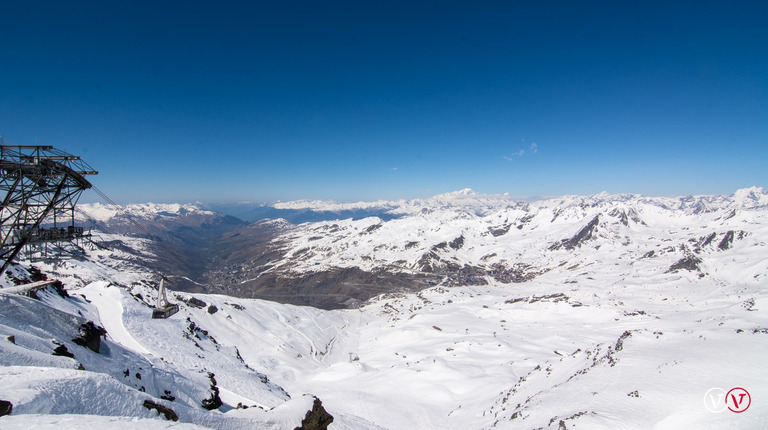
(1, 1, 766, 203)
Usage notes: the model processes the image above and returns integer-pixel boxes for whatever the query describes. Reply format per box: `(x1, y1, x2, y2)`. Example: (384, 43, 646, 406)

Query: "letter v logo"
(726, 387, 751, 413)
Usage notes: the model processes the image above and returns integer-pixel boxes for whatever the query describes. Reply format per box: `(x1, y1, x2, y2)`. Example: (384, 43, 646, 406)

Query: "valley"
(1, 188, 767, 429)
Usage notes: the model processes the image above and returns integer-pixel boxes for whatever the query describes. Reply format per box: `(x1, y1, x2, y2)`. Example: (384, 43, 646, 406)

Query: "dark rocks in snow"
(71, 321, 107, 353)
(294, 397, 334, 430)
(186, 318, 218, 345)
(489, 224, 511, 237)
(404, 241, 419, 249)
(431, 242, 448, 252)
(207, 305, 218, 314)
(28, 265, 47, 282)
(0, 400, 12, 417)
(52, 343, 75, 358)
(609, 208, 644, 226)
(226, 302, 245, 311)
(549, 215, 600, 251)
(143, 400, 178, 421)
(161, 390, 176, 402)
(183, 297, 207, 309)
(530, 293, 569, 304)
(6, 335, 15, 344)
(614, 330, 632, 352)
(448, 235, 465, 250)
(718, 230, 735, 251)
(51, 280, 70, 298)
(666, 255, 702, 273)
(417, 251, 441, 273)
(201, 372, 223, 410)
(609, 208, 630, 226)
(700, 232, 718, 248)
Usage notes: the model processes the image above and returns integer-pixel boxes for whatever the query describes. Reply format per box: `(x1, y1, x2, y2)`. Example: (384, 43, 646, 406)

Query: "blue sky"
(1, 1, 766, 203)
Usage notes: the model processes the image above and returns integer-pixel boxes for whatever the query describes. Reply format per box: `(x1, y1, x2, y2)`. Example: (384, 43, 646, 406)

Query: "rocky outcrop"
(142, 400, 178, 421)
(549, 215, 600, 251)
(201, 372, 223, 410)
(181, 297, 207, 309)
(666, 255, 702, 273)
(71, 321, 107, 353)
(52, 342, 75, 358)
(295, 397, 333, 430)
(0, 400, 12, 417)
(718, 230, 735, 251)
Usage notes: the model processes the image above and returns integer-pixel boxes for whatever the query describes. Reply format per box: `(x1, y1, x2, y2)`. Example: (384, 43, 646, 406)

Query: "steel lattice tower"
(0, 144, 98, 275)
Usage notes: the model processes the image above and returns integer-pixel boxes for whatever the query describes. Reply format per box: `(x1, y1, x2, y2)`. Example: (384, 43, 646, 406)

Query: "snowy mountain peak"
(732, 186, 768, 208)
(79, 202, 214, 223)
(440, 188, 476, 197)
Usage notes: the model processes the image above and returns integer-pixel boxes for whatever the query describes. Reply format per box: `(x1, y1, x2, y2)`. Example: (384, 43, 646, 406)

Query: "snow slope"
(2, 187, 767, 429)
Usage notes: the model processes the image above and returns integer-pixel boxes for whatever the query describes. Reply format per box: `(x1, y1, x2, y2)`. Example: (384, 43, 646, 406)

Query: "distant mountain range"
(67, 187, 768, 309)
(2, 186, 766, 428)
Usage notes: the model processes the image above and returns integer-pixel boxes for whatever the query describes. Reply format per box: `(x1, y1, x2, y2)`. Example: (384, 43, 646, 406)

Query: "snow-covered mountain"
(1, 187, 766, 428)
(202, 187, 768, 309)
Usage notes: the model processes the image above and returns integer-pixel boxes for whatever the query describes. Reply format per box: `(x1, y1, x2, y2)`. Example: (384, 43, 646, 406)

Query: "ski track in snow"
(80, 281, 152, 355)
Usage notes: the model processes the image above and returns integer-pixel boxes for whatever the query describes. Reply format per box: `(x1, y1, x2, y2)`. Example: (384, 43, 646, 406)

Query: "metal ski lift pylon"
(151, 277, 179, 319)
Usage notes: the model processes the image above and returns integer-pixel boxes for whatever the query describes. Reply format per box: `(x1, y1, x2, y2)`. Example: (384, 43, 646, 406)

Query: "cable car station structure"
(0, 144, 97, 275)
(1, 142, 179, 318)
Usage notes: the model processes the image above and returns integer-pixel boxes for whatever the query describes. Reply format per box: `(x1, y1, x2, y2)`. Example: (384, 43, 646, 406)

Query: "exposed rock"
(207, 305, 218, 314)
(71, 321, 107, 353)
(183, 297, 207, 309)
(404, 241, 419, 249)
(201, 372, 223, 410)
(718, 230, 735, 251)
(448, 235, 465, 250)
(431, 242, 448, 252)
(549, 215, 600, 251)
(530, 293, 569, 304)
(161, 390, 176, 402)
(614, 330, 632, 352)
(489, 224, 511, 236)
(666, 255, 702, 273)
(227, 302, 245, 311)
(295, 397, 334, 430)
(142, 400, 178, 421)
(0, 400, 12, 417)
(609, 208, 630, 226)
(700, 232, 717, 248)
(52, 343, 75, 358)
(362, 223, 382, 234)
